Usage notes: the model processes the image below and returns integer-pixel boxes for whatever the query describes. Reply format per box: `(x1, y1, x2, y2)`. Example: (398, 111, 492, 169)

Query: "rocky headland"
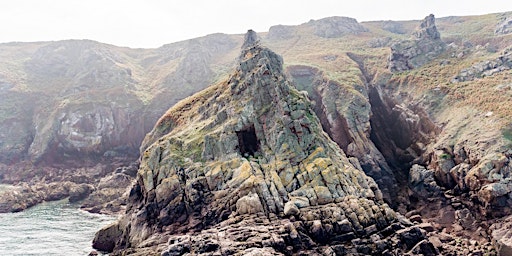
(92, 30, 438, 255)
(0, 11, 511, 256)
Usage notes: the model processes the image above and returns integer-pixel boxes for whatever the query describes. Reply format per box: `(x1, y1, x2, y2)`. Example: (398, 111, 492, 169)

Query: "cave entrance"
(368, 87, 415, 175)
(236, 125, 260, 157)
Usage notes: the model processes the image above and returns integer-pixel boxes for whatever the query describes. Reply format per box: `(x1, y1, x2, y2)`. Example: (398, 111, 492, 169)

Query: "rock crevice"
(94, 31, 437, 255)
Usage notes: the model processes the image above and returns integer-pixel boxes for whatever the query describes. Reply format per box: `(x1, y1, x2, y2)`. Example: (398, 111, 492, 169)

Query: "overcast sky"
(1, 0, 511, 48)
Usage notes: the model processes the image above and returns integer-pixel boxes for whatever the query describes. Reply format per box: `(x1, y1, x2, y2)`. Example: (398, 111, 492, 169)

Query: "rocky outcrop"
(495, 16, 512, 35)
(80, 163, 138, 214)
(94, 31, 437, 255)
(1, 11, 511, 256)
(388, 14, 445, 72)
(309, 17, 368, 38)
(491, 216, 512, 256)
(267, 25, 296, 40)
(0, 161, 137, 214)
(452, 47, 512, 82)
(285, 64, 402, 204)
(0, 181, 93, 212)
(0, 35, 240, 212)
(412, 14, 440, 40)
(285, 59, 438, 210)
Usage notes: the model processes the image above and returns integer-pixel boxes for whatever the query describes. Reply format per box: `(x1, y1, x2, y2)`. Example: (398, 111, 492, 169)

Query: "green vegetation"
(439, 153, 452, 160)
(503, 126, 512, 142)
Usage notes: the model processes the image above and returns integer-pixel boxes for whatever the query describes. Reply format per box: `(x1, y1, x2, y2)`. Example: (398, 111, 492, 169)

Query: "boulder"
(491, 217, 512, 256)
(92, 222, 123, 252)
(69, 183, 94, 203)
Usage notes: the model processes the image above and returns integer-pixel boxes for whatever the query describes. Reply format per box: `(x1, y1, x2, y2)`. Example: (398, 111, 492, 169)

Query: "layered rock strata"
(94, 31, 437, 255)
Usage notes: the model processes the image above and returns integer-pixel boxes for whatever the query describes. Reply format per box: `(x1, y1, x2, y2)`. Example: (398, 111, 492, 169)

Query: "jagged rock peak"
(413, 14, 441, 40)
(241, 29, 260, 49)
(388, 14, 445, 72)
(92, 28, 441, 255)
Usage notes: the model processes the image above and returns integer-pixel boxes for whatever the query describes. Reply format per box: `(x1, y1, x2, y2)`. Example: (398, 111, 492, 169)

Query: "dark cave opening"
(368, 87, 417, 175)
(236, 125, 260, 157)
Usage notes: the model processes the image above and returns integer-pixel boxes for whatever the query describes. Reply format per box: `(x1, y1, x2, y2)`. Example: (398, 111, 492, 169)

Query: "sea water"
(0, 185, 117, 256)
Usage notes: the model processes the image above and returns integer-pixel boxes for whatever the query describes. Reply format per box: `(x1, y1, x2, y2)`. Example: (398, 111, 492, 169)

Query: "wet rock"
(69, 183, 95, 203)
(92, 222, 123, 252)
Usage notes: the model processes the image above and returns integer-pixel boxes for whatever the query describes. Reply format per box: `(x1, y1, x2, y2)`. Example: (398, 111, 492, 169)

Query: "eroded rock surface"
(496, 16, 512, 35)
(452, 47, 512, 82)
(309, 17, 368, 38)
(388, 14, 445, 72)
(0, 161, 137, 214)
(94, 31, 437, 255)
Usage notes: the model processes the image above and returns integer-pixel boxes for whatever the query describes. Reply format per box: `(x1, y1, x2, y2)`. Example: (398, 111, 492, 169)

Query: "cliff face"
(0, 35, 241, 213)
(1, 11, 512, 255)
(94, 31, 439, 255)
(0, 36, 239, 168)
(388, 14, 445, 72)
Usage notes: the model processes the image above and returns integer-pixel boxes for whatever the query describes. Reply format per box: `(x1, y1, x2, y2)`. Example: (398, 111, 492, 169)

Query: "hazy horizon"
(1, 0, 512, 48)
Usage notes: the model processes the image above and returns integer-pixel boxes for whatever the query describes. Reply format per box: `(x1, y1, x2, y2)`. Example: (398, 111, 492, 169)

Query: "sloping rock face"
(285, 64, 403, 205)
(285, 60, 438, 210)
(388, 14, 445, 72)
(381, 21, 406, 34)
(452, 47, 512, 82)
(496, 16, 512, 35)
(309, 17, 368, 38)
(267, 16, 367, 42)
(0, 35, 240, 213)
(95, 31, 437, 255)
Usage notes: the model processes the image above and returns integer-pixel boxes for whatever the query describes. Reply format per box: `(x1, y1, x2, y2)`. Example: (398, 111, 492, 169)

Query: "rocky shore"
(0, 161, 138, 215)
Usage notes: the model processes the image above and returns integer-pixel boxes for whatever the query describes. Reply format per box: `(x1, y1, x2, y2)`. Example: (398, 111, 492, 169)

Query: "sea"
(0, 184, 117, 256)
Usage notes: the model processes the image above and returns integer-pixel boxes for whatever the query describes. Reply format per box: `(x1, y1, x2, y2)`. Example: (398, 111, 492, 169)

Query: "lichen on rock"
(95, 30, 435, 255)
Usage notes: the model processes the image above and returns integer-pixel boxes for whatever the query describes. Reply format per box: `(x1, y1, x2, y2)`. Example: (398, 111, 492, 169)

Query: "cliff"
(0, 11, 511, 255)
(93, 30, 437, 255)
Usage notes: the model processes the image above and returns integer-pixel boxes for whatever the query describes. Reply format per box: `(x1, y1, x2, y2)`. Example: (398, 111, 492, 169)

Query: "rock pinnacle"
(241, 29, 259, 49)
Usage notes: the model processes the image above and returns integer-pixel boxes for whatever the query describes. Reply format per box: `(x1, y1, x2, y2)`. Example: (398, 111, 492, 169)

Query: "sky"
(1, 0, 512, 48)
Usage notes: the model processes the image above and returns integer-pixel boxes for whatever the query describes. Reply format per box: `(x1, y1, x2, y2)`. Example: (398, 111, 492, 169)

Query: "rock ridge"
(388, 14, 446, 72)
(94, 31, 437, 255)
